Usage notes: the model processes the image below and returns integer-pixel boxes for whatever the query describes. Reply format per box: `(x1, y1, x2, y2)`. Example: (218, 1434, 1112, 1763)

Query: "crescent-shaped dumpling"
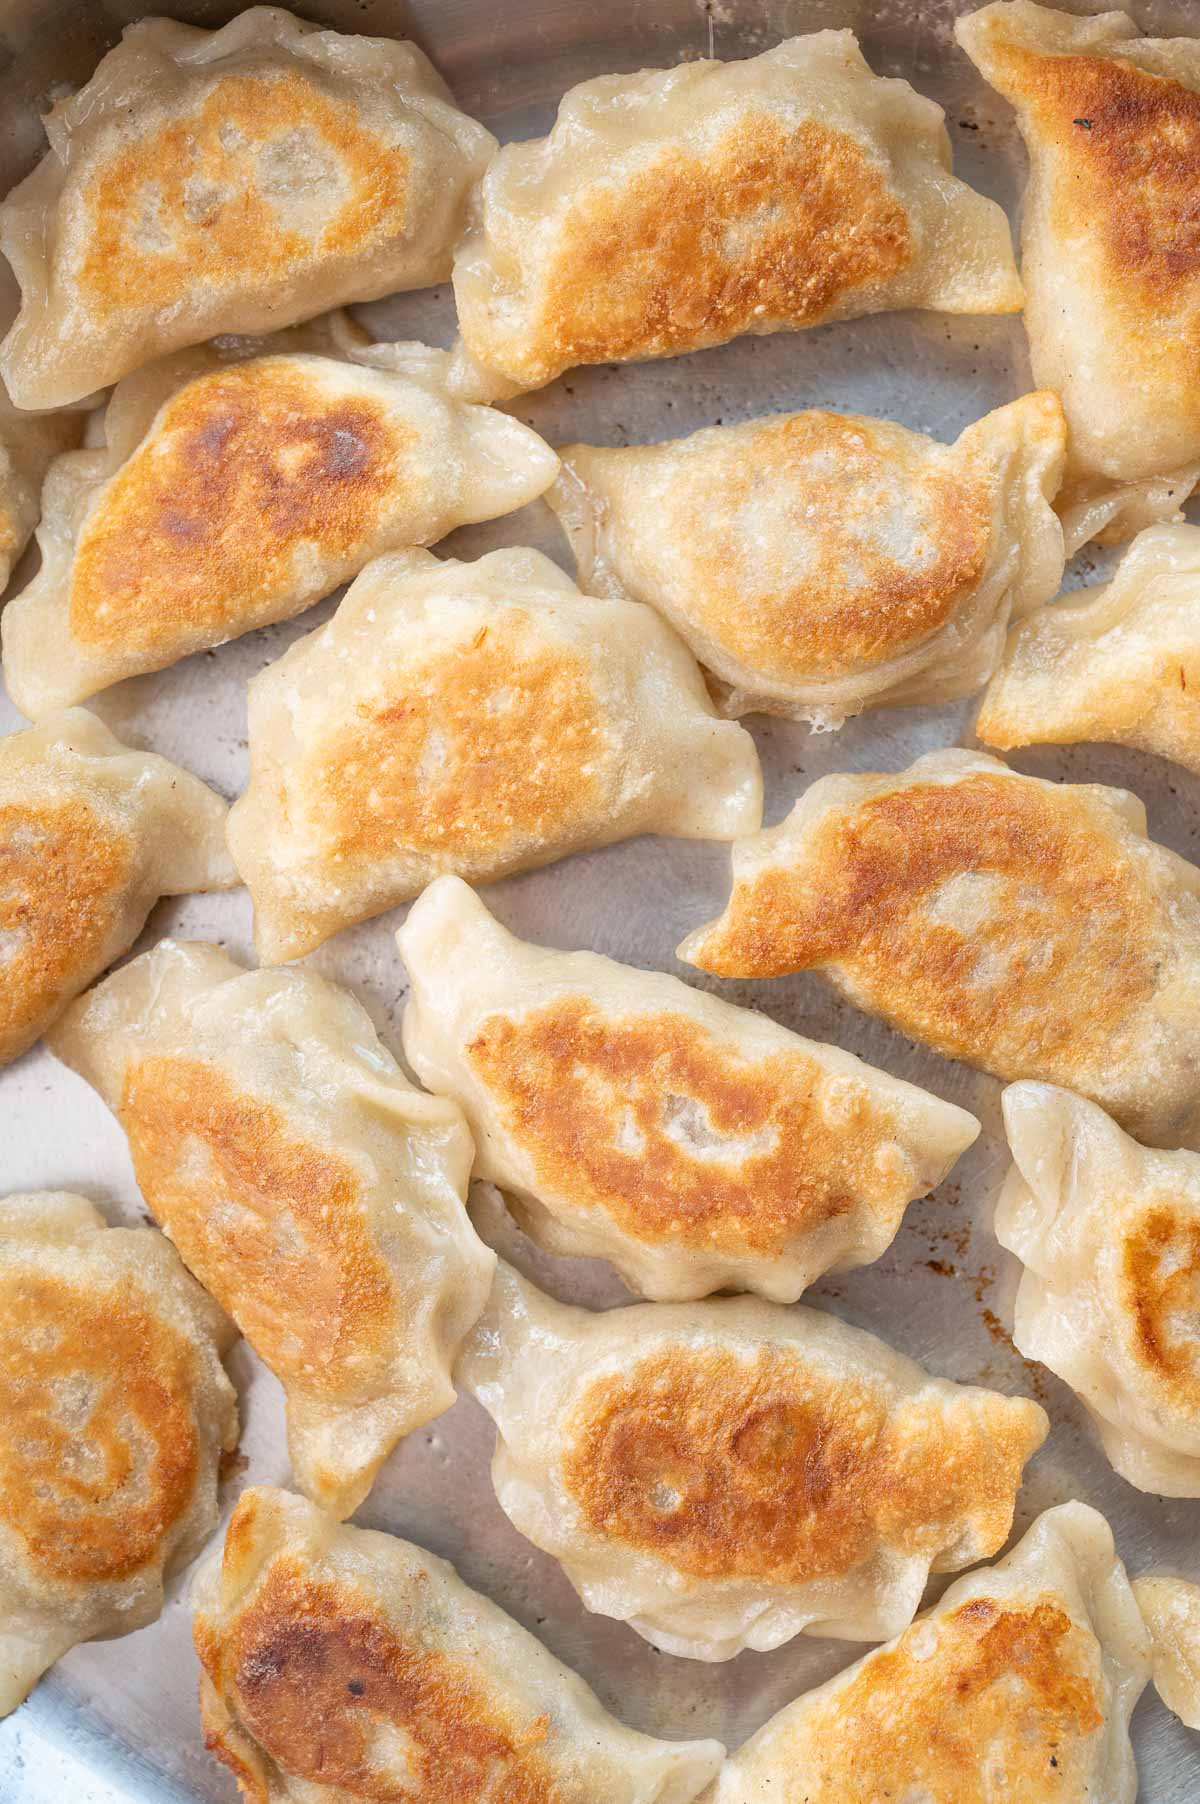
(192, 1485, 724, 1804)
(457, 1262, 1046, 1661)
(2, 327, 558, 719)
(549, 393, 1065, 727)
(977, 522, 1200, 774)
(49, 940, 493, 1519)
(398, 876, 978, 1302)
(958, 1, 1200, 549)
(997, 1081, 1200, 1496)
(681, 748, 1200, 1148)
(228, 547, 762, 961)
(0, 1190, 237, 1718)
(0, 707, 233, 1068)
(707, 1502, 1151, 1804)
(447, 31, 1021, 401)
(0, 7, 496, 409)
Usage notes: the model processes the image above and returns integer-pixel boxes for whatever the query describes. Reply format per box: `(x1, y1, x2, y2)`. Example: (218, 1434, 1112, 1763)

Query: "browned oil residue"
(973, 1265, 995, 1303)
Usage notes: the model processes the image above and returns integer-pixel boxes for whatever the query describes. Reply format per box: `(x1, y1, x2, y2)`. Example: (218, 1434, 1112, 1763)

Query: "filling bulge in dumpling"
(707, 1501, 1151, 1803)
(3, 330, 558, 719)
(0, 7, 497, 409)
(977, 521, 1200, 774)
(457, 1262, 1047, 1662)
(0, 1190, 238, 1718)
(228, 546, 762, 962)
(0, 706, 234, 1069)
(1134, 1575, 1200, 1730)
(447, 31, 1021, 401)
(997, 1082, 1200, 1496)
(192, 1485, 725, 1804)
(48, 939, 493, 1520)
(549, 393, 1066, 726)
(397, 876, 978, 1302)
(680, 747, 1200, 1149)
(958, 1, 1200, 549)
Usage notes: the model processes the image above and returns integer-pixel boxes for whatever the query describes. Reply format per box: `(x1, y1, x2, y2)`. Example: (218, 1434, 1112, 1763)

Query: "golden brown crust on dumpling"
(465, 996, 921, 1257)
(77, 73, 410, 323)
(982, 34, 1200, 320)
(0, 797, 133, 1064)
(958, 2, 1200, 537)
(229, 547, 761, 960)
(0, 12, 498, 410)
(566, 411, 992, 682)
(562, 1344, 1045, 1588)
(676, 414, 990, 675)
(1118, 1200, 1200, 1411)
(451, 33, 1021, 401)
(527, 115, 911, 386)
(193, 1485, 724, 1801)
(0, 501, 19, 563)
(711, 1500, 1150, 1799)
(200, 1557, 560, 1804)
(551, 392, 1066, 726)
(0, 1267, 200, 1585)
(765, 1595, 1102, 1801)
(998, 1083, 1200, 1496)
(3, 344, 559, 719)
(690, 771, 1154, 1075)
(121, 1057, 393, 1399)
(70, 360, 410, 653)
(0, 1191, 237, 1717)
(320, 609, 606, 864)
(50, 940, 491, 1520)
(0, 710, 233, 1068)
(458, 1268, 1047, 1660)
(683, 751, 1200, 1145)
(399, 878, 978, 1308)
